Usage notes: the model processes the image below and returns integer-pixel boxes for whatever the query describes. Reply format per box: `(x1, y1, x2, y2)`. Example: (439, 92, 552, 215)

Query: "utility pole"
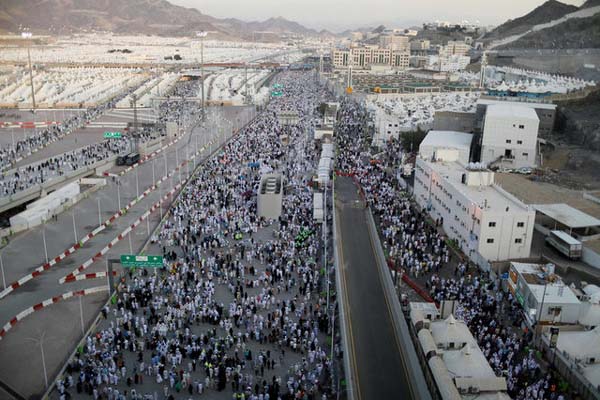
(22, 32, 36, 112)
(131, 93, 138, 153)
(196, 31, 208, 120)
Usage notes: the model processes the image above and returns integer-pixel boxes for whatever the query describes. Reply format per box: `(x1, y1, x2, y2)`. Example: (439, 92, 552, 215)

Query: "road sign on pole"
(120, 254, 163, 268)
(104, 131, 122, 139)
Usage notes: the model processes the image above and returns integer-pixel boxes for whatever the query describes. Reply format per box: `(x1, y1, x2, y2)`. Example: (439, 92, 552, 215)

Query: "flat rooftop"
(420, 130, 473, 151)
(486, 103, 539, 121)
(423, 159, 530, 213)
(477, 98, 557, 111)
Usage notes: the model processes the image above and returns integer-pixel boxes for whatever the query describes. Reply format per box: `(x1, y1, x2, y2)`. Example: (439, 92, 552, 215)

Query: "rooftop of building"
(477, 98, 557, 111)
(533, 203, 600, 229)
(420, 130, 473, 152)
(419, 158, 531, 213)
(485, 103, 540, 121)
(510, 262, 580, 304)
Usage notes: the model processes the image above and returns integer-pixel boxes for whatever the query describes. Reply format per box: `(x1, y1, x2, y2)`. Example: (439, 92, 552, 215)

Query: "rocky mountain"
(0, 0, 324, 39)
(581, 0, 600, 8)
(497, 12, 600, 49)
(485, 0, 578, 40)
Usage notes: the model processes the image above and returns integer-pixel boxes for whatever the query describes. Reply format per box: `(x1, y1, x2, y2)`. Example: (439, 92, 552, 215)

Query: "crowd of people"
(0, 75, 157, 172)
(56, 71, 337, 400)
(0, 138, 130, 197)
(334, 98, 569, 400)
(0, 78, 208, 199)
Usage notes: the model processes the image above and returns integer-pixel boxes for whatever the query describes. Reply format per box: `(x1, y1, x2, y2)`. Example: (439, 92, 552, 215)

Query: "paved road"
(0, 106, 254, 399)
(335, 176, 417, 400)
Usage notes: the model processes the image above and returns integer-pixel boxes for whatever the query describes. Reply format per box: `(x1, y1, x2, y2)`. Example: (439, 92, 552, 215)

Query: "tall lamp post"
(21, 31, 36, 112)
(196, 31, 208, 120)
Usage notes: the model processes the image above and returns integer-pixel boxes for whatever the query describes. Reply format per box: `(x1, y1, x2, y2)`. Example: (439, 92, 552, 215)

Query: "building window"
(517, 222, 524, 227)
(517, 140, 523, 145)
(523, 152, 529, 157)
(486, 238, 494, 243)
(506, 139, 512, 144)
(515, 238, 522, 244)
(488, 222, 496, 227)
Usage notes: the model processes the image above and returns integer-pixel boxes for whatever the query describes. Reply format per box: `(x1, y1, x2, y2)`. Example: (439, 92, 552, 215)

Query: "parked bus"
(545, 230, 582, 260)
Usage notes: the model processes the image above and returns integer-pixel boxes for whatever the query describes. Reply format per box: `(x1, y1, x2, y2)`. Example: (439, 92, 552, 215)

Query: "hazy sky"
(169, 0, 584, 31)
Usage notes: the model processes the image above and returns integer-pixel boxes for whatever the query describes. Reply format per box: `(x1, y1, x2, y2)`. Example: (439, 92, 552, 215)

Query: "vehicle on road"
(125, 152, 140, 166)
(545, 230, 583, 260)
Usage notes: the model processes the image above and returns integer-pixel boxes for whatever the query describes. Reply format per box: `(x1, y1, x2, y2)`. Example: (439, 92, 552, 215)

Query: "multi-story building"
(418, 130, 473, 164)
(332, 46, 409, 70)
(426, 54, 471, 72)
(480, 104, 539, 169)
(475, 98, 556, 137)
(379, 35, 410, 51)
(414, 147, 535, 263)
(439, 40, 471, 57)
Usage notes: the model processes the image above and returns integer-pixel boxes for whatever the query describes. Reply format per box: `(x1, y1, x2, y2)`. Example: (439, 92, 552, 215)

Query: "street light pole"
(25, 332, 49, 389)
(196, 31, 208, 121)
(135, 167, 139, 198)
(72, 209, 78, 243)
(22, 32, 36, 112)
(42, 223, 49, 264)
(97, 198, 102, 226)
(116, 179, 121, 211)
(0, 252, 6, 290)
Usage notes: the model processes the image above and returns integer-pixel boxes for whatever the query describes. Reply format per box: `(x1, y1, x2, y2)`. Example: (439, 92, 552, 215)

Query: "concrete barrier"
(138, 137, 163, 156)
(332, 176, 356, 400)
(365, 208, 433, 400)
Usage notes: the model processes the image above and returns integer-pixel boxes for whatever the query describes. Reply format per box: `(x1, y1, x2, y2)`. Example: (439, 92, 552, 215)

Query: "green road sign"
(273, 83, 283, 89)
(271, 91, 283, 97)
(120, 254, 163, 268)
(104, 131, 122, 139)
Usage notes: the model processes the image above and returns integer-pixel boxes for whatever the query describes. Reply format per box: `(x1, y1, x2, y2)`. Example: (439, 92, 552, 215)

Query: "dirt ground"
(494, 172, 600, 219)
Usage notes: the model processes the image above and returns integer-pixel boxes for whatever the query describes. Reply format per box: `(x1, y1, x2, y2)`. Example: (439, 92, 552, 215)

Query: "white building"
(411, 308, 511, 400)
(440, 40, 471, 57)
(419, 130, 473, 165)
(481, 104, 539, 169)
(257, 174, 284, 220)
(414, 152, 535, 263)
(331, 46, 409, 70)
(506, 262, 582, 326)
(379, 35, 410, 51)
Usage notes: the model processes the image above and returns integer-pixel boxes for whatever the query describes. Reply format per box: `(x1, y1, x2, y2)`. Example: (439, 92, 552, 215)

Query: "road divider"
(0, 286, 108, 340)
(0, 137, 216, 300)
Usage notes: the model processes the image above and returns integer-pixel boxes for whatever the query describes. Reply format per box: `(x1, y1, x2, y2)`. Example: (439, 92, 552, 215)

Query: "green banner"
(120, 254, 163, 268)
(104, 131, 122, 139)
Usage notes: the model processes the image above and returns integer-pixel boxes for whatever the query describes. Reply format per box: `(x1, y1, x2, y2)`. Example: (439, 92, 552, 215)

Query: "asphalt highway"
(335, 175, 417, 400)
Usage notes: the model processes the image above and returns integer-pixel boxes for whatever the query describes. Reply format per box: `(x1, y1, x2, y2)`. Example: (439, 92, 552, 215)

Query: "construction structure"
(257, 173, 284, 220)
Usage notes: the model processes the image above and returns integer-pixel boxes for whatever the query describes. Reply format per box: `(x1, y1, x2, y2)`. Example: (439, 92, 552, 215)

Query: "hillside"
(582, 0, 600, 8)
(485, 0, 578, 40)
(497, 12, 600, 49)
(0, 0, 322, 39)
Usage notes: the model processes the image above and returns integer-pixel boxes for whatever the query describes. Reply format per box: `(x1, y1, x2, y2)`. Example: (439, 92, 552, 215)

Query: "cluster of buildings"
(410, 303, 512, 399)
(412, 98, 564, 266)
(332, 30, 473, 74)
(331, 35, 411, 71)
